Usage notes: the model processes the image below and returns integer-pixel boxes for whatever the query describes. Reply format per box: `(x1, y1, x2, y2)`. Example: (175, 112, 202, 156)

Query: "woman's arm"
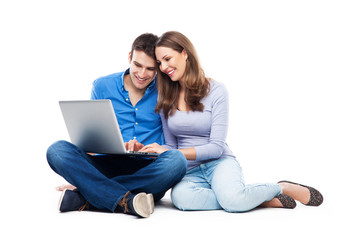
(179, 148, 196, 160)
(141, 111, 197, 160)
(193, 83, 229, 161)
(140, 143, 196, 160)
(160, 112, 178, 149)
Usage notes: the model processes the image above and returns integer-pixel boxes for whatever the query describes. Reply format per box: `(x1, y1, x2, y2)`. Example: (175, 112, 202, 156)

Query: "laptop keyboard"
(128, 151, 155, 155)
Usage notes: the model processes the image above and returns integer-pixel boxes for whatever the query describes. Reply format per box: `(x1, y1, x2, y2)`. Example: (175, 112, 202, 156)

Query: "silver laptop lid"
(59, 100, 127, 154)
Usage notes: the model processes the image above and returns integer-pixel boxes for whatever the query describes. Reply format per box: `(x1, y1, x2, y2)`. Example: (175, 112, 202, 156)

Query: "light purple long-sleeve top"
(161, 80, 235, 170)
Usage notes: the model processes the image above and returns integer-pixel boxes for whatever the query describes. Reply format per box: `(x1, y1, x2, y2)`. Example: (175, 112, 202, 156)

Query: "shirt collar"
(118, 68, 129, 93)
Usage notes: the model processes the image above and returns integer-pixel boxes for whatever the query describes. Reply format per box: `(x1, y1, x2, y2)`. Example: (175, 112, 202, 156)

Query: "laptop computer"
(59, 100, 159, 157)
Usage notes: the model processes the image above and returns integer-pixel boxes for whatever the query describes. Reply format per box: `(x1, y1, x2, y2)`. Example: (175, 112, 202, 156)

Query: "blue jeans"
(47, 140, 187, 212)
(171, 157, 282, 212)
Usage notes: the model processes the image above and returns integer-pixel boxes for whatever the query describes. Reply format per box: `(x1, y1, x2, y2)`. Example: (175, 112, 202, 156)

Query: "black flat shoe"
(278, 180, 324, 206)
(275, 194, 297, 209)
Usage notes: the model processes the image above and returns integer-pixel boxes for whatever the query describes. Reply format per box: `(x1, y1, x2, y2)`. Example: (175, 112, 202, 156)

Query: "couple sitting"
(47, 31, 323, 218)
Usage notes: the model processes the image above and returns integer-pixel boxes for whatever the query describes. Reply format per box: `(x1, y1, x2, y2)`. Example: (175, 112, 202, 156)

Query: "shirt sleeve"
(160, 111, 178, 150)
(91, 79, 100, 100)
(194, 83, 229, 160)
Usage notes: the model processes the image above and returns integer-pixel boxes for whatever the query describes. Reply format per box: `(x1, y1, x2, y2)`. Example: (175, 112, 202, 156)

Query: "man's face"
(128, 50, 156, 90)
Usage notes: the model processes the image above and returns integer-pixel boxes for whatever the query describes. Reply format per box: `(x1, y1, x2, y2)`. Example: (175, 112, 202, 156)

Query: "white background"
(1, 0, 353, 239)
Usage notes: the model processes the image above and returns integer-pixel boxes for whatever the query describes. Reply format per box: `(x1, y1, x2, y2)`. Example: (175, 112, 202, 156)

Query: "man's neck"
(123, 74, 146, 107)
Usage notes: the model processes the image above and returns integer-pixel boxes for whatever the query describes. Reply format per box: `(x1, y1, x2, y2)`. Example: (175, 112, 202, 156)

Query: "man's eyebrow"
(133, 61, 155, 69)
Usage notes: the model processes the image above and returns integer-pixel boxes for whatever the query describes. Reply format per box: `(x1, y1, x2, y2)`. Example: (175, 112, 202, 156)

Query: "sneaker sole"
(133, 193, 151, 218)
(58, 189, 68, 212)
(147, 193, 154, 214)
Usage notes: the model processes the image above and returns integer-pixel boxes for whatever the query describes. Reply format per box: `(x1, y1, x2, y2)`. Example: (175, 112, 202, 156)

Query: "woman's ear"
(182, 49, 188, 61)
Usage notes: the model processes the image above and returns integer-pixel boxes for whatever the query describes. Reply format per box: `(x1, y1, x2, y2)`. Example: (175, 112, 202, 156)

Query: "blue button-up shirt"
(91, 69, 164, 145)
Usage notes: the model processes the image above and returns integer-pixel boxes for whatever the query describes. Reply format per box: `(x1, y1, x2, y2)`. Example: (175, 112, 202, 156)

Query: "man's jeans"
(171, 157, 282, 212)
(47, 140, 187, 212)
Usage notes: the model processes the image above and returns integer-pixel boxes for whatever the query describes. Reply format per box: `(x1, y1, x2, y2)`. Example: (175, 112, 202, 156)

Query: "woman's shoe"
(278, 181, 323, 206)
(275, 194, 297, 209)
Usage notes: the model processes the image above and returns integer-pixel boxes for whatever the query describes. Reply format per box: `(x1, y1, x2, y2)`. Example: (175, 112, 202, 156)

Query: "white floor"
(2, 167, 350, 240)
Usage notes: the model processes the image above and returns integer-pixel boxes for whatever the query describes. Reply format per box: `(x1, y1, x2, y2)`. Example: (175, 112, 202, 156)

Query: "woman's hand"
(140, 143, 168, 154)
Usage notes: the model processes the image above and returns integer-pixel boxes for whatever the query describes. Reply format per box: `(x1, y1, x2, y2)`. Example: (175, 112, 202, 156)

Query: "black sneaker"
(58, 189, 90, 212)
(116, 191, 151, 218)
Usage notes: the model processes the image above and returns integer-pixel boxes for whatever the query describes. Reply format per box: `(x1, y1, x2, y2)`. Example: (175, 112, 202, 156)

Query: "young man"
(46, 33, 187, 218)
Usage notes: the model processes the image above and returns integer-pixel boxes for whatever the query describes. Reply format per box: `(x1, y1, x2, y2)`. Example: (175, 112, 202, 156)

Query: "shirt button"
(135, 108, 138, 111)
(126, 98, 129, 101)
(135, 122, 138, 125)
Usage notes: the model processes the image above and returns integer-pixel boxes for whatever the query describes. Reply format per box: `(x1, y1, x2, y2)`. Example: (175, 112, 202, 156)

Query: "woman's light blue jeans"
(171, 157, 282, 212)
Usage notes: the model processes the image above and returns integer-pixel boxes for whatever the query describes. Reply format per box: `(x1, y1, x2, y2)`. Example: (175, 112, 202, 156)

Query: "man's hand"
(125, 139, 144, 151)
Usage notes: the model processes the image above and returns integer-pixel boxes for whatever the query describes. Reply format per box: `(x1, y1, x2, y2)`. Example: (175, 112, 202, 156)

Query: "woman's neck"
(178, 78, 186, 90)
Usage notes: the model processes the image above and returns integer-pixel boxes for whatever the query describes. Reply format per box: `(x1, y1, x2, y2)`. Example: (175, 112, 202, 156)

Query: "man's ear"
(128, 51, 132, 64)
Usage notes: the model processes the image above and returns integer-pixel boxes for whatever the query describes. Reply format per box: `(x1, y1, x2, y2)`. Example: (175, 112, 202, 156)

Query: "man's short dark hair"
(131, 33, 159, 59)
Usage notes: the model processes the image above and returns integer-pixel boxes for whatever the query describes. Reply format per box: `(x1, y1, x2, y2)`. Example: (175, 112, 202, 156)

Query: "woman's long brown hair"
(155, 31, 210, 119)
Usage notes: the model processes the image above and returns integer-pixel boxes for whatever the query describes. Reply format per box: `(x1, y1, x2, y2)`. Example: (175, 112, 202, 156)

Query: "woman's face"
(155, 46, 188, 82)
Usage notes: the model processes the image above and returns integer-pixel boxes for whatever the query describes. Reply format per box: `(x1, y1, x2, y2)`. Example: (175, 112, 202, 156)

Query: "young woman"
(141, 31, 323, 212)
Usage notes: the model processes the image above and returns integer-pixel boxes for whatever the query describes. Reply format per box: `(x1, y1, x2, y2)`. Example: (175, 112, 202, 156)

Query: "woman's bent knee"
(218, 191, 252, 213)
(171, 184, 189, 210)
